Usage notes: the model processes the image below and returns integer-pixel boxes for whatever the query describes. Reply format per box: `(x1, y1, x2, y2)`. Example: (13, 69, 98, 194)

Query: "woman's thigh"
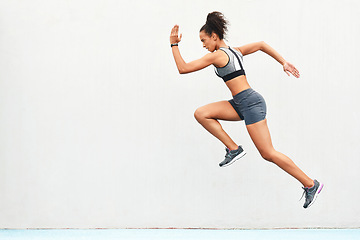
(246, 119, 275, 156)
(195, 100, 242, 121)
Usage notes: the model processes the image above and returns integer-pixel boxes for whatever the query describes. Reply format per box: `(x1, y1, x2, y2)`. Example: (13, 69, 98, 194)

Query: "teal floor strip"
(0, 229, 359, 240)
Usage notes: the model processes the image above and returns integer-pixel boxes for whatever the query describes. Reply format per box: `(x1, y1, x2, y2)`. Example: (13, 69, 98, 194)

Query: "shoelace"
(299, 187, 309, 201)
(225, 150, 237, 158)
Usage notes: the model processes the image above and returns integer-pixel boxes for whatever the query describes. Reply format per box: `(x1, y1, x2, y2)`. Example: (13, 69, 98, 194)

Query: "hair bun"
(206, 11, 223, 24)
(201, 11, 228, 40)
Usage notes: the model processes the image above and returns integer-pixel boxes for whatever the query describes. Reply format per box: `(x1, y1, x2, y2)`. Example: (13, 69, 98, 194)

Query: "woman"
(170, 12, 323, 208)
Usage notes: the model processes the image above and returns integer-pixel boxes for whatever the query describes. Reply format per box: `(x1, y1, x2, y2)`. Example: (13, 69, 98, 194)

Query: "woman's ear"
(211, 32, 218, 41)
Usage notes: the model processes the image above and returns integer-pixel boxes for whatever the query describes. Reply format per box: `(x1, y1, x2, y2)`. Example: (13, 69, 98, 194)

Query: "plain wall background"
(1, 0, 359, 229)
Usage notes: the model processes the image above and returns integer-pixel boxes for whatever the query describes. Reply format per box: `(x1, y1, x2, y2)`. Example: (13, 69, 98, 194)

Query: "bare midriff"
(225, 75, 251, 96)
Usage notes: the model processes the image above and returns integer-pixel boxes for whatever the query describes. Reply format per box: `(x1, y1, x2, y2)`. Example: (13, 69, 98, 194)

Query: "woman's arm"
(172, 46, 216, 74)
(170, 25, 216, 74)
(235, 41, 300, 78)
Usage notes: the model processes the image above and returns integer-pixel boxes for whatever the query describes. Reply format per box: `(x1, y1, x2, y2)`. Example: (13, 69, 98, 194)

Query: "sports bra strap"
(214, 47, 246, 82)
(228, 47, 244, 72)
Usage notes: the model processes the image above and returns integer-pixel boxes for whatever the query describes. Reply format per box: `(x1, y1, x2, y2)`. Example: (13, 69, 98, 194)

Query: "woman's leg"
(246, 119, 314, 188)
(194, 101, 242, 151)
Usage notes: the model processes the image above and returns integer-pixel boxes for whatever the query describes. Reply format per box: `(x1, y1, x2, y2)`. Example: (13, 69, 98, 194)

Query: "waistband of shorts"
(232, 88, 254, 98)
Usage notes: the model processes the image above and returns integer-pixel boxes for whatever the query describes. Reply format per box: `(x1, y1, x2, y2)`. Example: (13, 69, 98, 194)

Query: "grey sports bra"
(214, 47, 246, 82)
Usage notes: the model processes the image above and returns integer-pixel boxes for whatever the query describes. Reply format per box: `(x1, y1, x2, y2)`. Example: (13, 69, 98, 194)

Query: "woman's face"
(199, 30, 216, 52)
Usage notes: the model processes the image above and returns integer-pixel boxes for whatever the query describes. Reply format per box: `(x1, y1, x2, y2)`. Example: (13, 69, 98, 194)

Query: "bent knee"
(194, 107, 212, 121)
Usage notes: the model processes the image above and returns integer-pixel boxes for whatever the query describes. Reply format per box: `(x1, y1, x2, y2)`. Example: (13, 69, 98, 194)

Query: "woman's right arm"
(236, 41, 300, 78)
(236, 41, 286, 64)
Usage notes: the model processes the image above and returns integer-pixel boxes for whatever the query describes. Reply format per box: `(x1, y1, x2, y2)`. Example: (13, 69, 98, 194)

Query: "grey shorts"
(229, 88, 267, 125)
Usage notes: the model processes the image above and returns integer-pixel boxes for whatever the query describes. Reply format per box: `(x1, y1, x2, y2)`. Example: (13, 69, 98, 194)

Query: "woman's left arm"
(170, 25, 216, 74)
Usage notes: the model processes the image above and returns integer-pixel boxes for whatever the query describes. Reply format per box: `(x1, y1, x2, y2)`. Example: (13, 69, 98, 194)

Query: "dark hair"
(200, 11, 228, 40)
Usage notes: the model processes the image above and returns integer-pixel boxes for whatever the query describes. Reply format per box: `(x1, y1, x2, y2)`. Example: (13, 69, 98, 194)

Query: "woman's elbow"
(259, 41, 267, 51)
(178, 69, 186, 74)
(178, 67, 190, 74)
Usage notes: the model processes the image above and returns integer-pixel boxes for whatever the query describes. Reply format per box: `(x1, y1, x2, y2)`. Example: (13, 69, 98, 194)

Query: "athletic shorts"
(229, 88, 267, 125)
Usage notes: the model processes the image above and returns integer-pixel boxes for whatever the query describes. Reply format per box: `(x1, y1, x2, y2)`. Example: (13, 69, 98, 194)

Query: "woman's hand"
(170, 25, 182, 44)
(283, 61, 300, 78)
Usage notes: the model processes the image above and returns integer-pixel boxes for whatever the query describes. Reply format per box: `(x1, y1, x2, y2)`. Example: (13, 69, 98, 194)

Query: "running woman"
(170, 11, 323, 208)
